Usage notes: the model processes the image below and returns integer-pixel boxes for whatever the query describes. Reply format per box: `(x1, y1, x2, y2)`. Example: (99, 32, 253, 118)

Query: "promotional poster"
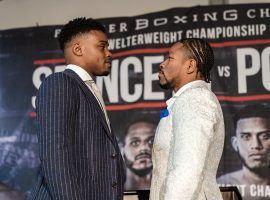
(0, 3, 270, 199)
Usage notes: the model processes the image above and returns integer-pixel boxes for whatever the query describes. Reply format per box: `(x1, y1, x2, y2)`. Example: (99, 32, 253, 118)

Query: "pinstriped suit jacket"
(28, 69, 125, 200)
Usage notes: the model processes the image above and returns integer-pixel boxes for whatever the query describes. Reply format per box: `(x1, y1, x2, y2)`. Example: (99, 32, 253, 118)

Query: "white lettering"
(237, 48, 261, 93)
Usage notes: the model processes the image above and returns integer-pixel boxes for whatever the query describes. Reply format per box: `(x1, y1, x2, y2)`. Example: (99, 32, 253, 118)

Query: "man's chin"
(244, 161, 270, 174)
(96, 69, 110, 76)
(248, 163, 269, 169)
(159, 82, 170, 90)
(102, 71, 110, 76)
(129, 166, 153, 177)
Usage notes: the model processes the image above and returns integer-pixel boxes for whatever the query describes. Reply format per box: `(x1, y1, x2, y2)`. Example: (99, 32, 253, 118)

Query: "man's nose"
(140, 142, 151, 152)
(159, 61, 165, 69)
(251, 136, 263, 150)
(106, 48, 112, 57)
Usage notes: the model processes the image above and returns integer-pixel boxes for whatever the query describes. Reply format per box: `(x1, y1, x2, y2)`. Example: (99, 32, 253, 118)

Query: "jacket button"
(111, 153, 117, 159)
(112, 181, 118, 188)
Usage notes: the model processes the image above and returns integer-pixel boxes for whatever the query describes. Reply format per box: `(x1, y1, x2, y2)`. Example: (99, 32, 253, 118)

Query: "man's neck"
(242, 166, 270, 185)
(173, 77, 205, 93)
(125, 169, 152, 190)
(126, 168, 151, 179)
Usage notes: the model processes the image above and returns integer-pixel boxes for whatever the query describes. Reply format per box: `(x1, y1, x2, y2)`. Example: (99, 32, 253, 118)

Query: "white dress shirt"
(66, 64, 111, 131)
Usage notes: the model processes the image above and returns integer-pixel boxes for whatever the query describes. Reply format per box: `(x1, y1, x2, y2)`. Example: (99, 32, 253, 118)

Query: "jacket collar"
(63, 69, 114, 142)
(166, 80, 209, 109)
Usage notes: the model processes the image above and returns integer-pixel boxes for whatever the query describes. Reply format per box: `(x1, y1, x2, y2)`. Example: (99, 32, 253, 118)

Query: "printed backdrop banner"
(0, 3, 270, 199)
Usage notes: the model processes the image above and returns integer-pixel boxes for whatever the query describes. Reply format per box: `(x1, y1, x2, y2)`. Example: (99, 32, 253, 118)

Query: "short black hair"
(58, 17, 106, 51)
(234, 104, 270, 129)
(179, 38, 214, 83)
(119, 117, 157, 144)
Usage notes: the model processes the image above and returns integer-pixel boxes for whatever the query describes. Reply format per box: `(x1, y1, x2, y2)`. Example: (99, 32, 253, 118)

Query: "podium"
(124, 187, 242, 200)
(220, 186, 242, 200)
(124, 190, 148, 200)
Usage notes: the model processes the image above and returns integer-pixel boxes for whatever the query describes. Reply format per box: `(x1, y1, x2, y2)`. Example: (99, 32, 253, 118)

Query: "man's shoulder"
(176, 82, 218, 109)
(37, 71, 80, 96)
(41, 71, 79, 87)
(217, 170, 243, 185)
(44, 71, 72, 81)
(180, 82, 212, 98)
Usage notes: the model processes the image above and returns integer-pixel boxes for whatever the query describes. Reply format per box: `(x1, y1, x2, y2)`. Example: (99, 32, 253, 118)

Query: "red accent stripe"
(113, 39, 270, 57)
(211, 39, 270, 48)
(34, 58, 65, 65)
(30, 112, 37, 117)
(33, 39, 270, 65)
(106, 102, 166, 111)
(30, 94, 270, 116)
(104, 94, 270, 111)
(112, 48, 169, 57)
(217, 94, 270, 102)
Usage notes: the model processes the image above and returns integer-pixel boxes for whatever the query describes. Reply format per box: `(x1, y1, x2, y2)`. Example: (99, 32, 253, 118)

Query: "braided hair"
(179, 38, 214, 83)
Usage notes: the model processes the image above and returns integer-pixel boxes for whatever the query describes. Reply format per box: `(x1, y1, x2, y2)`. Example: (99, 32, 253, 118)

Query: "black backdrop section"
(0, 3, 270, 199)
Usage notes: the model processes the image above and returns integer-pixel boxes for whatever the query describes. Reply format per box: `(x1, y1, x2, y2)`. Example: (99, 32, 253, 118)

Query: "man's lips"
(249, 154, 265, 160)
(158, 70, 164, 78)
(105, 58, 112, 65)
(136, 154, 151, 160)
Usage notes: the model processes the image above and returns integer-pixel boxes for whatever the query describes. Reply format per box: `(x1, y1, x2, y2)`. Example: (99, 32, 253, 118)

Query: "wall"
(0, 0, 269, 30)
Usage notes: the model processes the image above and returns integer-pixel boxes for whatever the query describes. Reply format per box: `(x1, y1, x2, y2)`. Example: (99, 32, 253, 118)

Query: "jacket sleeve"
(36, 73, 81, 199)
(163, 88, 218, 200)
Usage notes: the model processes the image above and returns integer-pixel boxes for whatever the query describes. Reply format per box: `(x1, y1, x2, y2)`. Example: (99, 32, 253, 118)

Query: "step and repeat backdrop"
(0, 3, 270, 199)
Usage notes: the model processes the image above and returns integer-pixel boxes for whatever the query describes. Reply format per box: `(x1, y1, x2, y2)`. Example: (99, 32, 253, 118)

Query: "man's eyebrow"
(240, 132, 251, 135)
(129, 136, 140, 140)
(258, 130, 270, 135)
(99, 40, 109, 45)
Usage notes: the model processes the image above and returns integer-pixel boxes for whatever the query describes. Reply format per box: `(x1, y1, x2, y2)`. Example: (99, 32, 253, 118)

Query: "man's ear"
(119, 142, 124, 155)
(72, 43, 83, 56)
(187, 59, 197, 74)
(231, 136, 239, 152)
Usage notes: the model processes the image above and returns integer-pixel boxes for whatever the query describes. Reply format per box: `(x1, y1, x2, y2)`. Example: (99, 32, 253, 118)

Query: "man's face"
(232, 117, 270, 170)
(80, 30, 112, 76)
(158, 43, 190, 90)
(123, 122, 155, 176)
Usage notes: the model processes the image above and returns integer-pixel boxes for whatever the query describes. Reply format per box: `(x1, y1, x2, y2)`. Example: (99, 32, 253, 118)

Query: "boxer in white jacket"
(150, 38, 225, 200)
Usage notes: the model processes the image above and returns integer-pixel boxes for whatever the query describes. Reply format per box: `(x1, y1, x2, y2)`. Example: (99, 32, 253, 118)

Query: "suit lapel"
(63, 69, 113, 140)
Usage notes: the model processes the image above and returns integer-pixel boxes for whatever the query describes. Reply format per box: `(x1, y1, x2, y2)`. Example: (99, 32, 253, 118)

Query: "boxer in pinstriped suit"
(28, 18, 125, 200)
